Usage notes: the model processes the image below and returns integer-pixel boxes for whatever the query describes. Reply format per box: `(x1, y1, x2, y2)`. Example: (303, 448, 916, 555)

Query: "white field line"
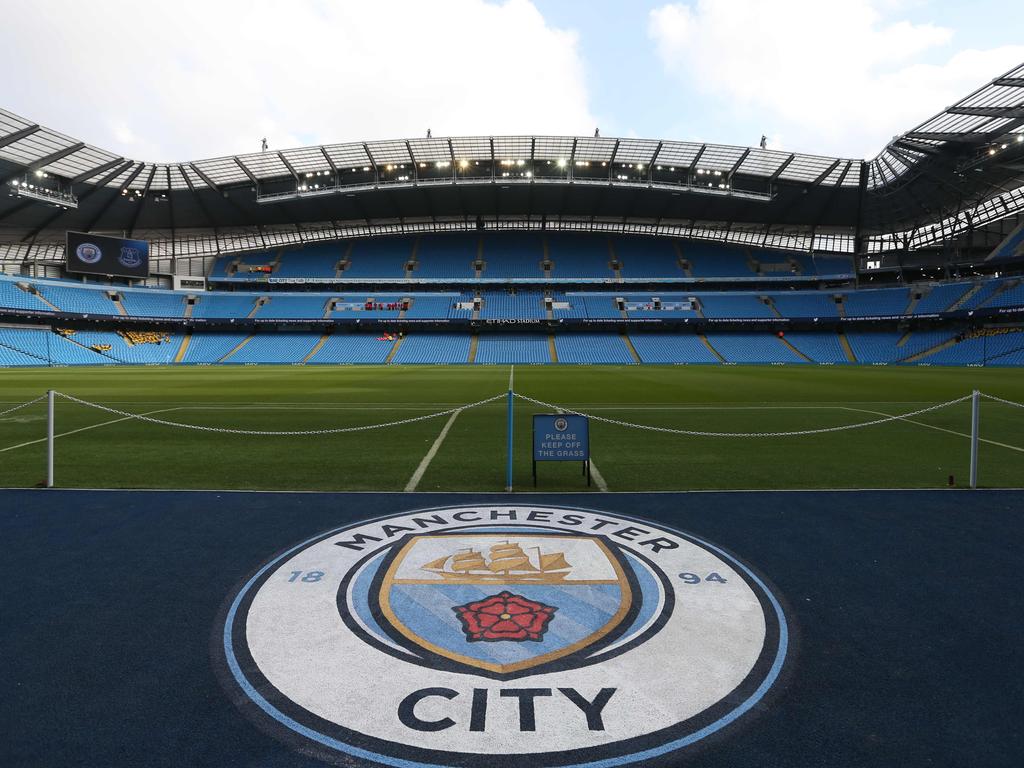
(0, 406, 185, 454)
(405, 409, 462, 492)
(840, 406, 1024, 454)
(552, 405, 609, 492)
(587, 459, 609, 492)
(509, 364, 515, 391)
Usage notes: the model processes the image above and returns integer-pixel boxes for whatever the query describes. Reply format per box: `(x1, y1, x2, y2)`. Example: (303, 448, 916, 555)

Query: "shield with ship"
(376, 533, 635, 677)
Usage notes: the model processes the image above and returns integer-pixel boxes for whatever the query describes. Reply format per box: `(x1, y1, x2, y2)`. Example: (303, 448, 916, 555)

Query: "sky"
(0, 0, 1021, 164)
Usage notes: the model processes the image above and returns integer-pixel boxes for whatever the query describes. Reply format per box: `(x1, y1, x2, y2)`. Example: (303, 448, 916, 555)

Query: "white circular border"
(222, 505, 789, 767)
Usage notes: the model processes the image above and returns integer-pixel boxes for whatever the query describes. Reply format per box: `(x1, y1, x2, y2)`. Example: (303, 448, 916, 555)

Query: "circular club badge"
(220, 506, 787, 767)
(118, 247, 143, 268)
(75, 242, 103, 264)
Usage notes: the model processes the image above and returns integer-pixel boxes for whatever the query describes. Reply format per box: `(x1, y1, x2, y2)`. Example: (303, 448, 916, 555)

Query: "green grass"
(1, 364, 1023, 491)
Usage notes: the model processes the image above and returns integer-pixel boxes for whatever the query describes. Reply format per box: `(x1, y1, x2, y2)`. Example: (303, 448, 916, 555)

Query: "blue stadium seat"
(705, 333, 807, 363)
(546, 234, 613, 278)
(481, 233, 544, 278)
(414, 234, 478, 279)
(182, 334, 251, 363)
(344, 238, 413, 279)
(554, 334, 635, 363)
(307, 334, 395, 364)
(842, 288, 909, 317)
(613, 237, 684, 278)
(770, 292, 838, 318)
(474, 335, 550, 363)
(391, 334, 471, 364)
(628, 333, 720, 363)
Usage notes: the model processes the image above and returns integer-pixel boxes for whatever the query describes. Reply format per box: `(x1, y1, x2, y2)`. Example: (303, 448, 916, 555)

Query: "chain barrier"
(513, 392, 974, 438)
(980, 392, 1024, 410)
(53, 391, 507, 436)
(0, 394, 47, 418)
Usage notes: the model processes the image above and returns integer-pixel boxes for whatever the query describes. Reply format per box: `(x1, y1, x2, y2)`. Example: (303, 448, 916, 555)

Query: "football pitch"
(1, 364, 1023, 492)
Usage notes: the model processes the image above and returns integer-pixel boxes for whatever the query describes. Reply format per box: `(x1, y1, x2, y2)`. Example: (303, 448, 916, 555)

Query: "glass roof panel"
(48, 146, 121, 178)
(779, 154, 835, 182)
(449, 136, 492, 161)
(694, 144, 746, 171)
(654, 142, 702, 167)
(168, 166, 190, 190)
(613, 138, 659, 164)
(193, 157, 247, 185)
(573, 136, 616, 161)
(407, 138, 452, 163)
(736, 148, 789, 177)
(533, 136, 575, 160)
(323, 143, 371, 169)
(367, 140, 412, 165)
(491, 136, 533, 161)
(240, 152, 291, 178)
(280, 147, 332, 173)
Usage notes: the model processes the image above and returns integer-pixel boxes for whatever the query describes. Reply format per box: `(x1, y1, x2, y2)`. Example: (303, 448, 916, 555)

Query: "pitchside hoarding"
(66, 231, 150, 278)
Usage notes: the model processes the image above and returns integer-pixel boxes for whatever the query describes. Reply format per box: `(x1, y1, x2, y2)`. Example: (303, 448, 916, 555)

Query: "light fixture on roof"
(1017, 135, 1023, 143)
(1001, 143, 1007, 149)
(10, 180, 17, 186)
(989, 148, 996, 155)
(556, 158, 567, 168)
(363, 166, 370, 172)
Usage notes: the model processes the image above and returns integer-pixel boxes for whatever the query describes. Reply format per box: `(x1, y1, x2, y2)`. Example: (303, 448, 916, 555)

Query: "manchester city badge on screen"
(219, 505, 788, 767)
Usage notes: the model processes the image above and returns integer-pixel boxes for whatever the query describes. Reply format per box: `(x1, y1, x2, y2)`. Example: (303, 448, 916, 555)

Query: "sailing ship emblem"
(421, 540, 573, 583)
(376, 533, 636, 677)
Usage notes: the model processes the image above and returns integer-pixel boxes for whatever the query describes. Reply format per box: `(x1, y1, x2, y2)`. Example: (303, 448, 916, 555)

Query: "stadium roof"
(1, 61, 1022, 250)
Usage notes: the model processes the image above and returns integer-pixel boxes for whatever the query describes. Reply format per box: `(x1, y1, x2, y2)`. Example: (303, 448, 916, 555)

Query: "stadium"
(1, 17, 1022, 768)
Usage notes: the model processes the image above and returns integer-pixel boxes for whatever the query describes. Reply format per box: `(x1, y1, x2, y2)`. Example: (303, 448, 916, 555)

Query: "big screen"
(66, 231, 150, 278)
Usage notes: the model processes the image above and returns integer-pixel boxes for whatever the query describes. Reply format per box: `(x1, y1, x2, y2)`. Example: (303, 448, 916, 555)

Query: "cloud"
(0, 0, 595, 162)
(648, 0, 1024, 157)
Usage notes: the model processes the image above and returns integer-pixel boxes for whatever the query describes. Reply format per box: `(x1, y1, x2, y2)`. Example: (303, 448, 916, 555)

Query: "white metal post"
(46, 389, 55, 488)
(969, 389, 979, 489)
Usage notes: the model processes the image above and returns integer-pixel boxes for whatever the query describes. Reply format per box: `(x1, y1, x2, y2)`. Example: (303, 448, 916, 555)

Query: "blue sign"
(533, 414, 589, 461)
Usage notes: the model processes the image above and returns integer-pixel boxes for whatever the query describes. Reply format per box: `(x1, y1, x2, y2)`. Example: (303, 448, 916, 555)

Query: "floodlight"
(1018, 135, 1023, 143)
(459, 159, 469, 169)
(557, 158, 567, 168)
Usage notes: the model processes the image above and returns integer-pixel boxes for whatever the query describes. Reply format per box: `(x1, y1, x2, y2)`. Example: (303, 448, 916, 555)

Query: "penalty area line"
(404, 408, 462, 492)
(0, 406, 185, 454)
(552, 405, 608, 492)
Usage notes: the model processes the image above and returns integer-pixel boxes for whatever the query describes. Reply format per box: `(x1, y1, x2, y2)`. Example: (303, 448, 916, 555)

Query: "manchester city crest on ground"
(220, 505, 788, 767)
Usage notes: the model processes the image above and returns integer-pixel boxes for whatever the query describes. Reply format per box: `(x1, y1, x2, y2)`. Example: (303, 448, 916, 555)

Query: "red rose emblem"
(453, 591, 556, 642)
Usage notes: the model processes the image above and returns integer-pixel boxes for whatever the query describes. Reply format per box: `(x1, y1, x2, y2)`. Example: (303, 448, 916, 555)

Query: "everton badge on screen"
(218, 505, 788, 767)
(118, 246, 143, 269)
